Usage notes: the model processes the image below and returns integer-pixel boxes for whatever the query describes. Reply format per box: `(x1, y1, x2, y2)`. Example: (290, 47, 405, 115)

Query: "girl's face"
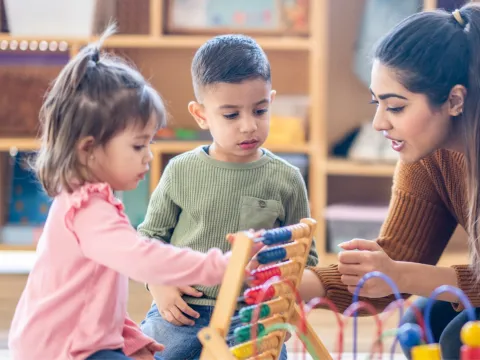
(86, 117, 156, 191)
(370, 60, 461, 163)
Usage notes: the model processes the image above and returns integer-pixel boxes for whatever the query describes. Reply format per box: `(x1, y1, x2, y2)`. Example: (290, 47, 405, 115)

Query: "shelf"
(0, 244, 36, 251)
(0, 34, 312, 51)
(326, 158, 397, 177)
(152, 141, 311, 154)
(0, 138, 40, 151)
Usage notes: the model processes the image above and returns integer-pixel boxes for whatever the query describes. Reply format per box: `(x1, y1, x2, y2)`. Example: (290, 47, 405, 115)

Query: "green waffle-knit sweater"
(138, 146, 318, 306)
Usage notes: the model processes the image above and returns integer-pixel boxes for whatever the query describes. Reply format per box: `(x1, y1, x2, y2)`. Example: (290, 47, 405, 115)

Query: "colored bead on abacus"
(238, 303, 271, 323)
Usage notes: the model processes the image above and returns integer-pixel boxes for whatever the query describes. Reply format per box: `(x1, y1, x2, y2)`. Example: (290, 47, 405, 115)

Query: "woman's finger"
(340, 274, 360, 287)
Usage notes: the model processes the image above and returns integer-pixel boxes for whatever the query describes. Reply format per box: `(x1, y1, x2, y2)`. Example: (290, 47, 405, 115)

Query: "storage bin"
(325, 204, 388, 253)
(4, 0, 115, 37)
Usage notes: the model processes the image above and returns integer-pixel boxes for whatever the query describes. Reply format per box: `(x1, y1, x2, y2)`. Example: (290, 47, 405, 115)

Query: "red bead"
(243, 286, 275, 305)
(251, 266, 281, 286)
(461, 345, 480, 360)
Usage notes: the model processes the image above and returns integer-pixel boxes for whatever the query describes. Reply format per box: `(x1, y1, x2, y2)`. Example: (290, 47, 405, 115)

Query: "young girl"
(7, 25, 237, 360)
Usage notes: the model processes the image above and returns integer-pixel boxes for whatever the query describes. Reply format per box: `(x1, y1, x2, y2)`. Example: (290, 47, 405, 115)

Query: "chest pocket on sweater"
(238, 196, 282, 231)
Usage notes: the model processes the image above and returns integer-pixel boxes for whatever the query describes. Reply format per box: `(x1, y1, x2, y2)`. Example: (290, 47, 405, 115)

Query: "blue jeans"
(87, 348, 163, 360)
(400, 297, 480, 360)
(86, 349, 132, 359)
(141, 303, 288, 360)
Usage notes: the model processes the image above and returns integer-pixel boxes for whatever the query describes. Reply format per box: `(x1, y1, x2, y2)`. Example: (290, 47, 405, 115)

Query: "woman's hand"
(337, 239, 399, 297)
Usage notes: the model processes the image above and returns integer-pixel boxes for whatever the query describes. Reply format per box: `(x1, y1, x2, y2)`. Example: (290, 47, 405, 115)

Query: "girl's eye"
(223, 113, 239, 120)
(133, 145, 145, 151)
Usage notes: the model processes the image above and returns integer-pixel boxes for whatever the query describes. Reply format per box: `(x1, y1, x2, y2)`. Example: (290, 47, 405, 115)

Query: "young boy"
(138, 34, 318, 360)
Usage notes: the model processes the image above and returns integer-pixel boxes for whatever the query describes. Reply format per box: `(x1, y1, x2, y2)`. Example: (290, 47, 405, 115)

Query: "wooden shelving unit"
(0, 0, 436, 259)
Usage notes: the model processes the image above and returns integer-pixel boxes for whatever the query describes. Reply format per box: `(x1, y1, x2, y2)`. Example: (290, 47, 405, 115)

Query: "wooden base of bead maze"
(198, 218, 332, 360)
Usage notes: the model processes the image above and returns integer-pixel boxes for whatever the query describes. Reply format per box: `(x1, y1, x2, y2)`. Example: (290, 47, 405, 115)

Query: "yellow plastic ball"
(411, 344, 441, 360)
(461, 321, 480, 347)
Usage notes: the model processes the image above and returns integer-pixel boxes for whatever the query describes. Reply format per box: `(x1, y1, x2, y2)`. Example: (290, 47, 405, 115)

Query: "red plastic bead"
(251, 266, 281, 286)
(461, 346, 480, 360)
(243, 285, 275, 305)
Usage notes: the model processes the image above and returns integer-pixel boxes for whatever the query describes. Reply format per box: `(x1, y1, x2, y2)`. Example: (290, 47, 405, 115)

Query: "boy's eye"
(133, 145, 145, 151)
(223, 112, 239, 120)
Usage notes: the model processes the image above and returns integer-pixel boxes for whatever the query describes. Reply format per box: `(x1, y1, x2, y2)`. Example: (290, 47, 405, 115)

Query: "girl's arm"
(71, 193, 231, 287)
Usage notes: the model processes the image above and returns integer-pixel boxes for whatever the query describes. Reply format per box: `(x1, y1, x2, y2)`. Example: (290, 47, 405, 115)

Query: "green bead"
(234, 323, 266, 342)
(239, 304, 271, 323)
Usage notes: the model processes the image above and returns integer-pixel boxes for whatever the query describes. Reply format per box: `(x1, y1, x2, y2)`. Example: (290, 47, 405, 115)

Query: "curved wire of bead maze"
(197, 218, 332, 360)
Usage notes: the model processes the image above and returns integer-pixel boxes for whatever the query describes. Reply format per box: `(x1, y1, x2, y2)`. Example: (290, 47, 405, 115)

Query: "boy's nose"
(240, 117, 258, 133)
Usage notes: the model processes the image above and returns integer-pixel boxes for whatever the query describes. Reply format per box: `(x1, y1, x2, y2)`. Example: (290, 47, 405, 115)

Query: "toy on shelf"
(198, 218, 479, 359)
(197, 218, 332, 360)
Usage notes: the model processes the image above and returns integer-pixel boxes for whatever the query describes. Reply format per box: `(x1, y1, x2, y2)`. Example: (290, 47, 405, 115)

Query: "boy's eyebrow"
(218, 98, 270, 109)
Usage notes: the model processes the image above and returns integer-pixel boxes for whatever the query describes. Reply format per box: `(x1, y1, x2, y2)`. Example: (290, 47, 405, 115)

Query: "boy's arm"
(137, 163, 179, 243)
(284, 169, 319, 266)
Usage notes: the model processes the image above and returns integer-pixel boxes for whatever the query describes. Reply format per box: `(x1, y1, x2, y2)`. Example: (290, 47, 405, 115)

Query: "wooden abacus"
(198, 218, 333, 360)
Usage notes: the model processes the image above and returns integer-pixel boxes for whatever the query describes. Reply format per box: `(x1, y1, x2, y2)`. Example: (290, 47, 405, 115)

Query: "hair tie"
(91, 51, 99, 64)
(452, 9, 466, 28)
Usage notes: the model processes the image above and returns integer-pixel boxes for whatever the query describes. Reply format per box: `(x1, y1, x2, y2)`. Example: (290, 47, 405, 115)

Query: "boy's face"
(189, 78, 275, 163)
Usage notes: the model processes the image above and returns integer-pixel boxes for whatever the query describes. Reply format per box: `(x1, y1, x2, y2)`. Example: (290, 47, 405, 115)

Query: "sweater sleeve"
(122, 314, 154, 356)
(309, 158, 458, 314)
(137, 162, 180, 243)
(69, 189, 231, 287)
(284, 168, 319, 267)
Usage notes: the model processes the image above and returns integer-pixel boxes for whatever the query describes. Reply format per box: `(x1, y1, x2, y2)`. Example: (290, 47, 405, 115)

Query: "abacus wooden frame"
(197, 218, 332, 360)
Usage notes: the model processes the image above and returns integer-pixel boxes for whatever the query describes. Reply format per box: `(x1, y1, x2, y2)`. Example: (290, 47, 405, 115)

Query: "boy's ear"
(188, 101, 209, 130)
(77, 136, 96, 166)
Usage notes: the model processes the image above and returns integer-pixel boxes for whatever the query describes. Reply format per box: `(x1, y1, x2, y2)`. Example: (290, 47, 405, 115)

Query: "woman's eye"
(387, 106, 405, 113)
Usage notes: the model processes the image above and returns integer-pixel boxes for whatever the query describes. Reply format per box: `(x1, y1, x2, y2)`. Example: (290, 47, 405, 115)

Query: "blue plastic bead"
(397, 323, 423, 348)
(257, 247, 287, 264)
(262, 228, 292, 245)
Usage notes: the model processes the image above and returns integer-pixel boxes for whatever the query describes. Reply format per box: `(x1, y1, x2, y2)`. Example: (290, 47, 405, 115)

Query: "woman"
(299, 3, 480, 359)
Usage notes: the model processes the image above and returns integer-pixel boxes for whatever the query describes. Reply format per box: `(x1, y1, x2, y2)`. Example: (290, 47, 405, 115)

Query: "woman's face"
(370, 60, 457, 163)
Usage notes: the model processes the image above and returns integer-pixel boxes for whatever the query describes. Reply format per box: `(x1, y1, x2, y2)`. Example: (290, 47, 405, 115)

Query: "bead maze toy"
(197, 216, 480, 360)
(198, 218, 332, 360)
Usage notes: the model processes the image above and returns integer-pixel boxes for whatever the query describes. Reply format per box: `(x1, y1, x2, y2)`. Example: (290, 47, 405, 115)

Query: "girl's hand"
(130, 342, 164, 360)
(337, 239, 399, 298)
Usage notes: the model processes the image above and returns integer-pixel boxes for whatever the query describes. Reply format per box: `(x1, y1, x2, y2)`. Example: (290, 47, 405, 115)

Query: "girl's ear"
(77, 136, 95, 165)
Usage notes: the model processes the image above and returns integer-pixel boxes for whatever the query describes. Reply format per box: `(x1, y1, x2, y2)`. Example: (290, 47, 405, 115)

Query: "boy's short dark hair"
(191, 34, 271, 100)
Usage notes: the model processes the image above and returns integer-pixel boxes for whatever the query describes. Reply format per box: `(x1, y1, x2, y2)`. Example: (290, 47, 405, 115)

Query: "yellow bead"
(461, 321, 480, 347)
(411, 344, 441, 360)
(231, 342, 253, 359)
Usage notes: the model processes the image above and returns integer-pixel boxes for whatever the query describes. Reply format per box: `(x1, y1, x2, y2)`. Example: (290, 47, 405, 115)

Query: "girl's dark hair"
(375, 3, 480, 276)
(34, 24, 166, 197)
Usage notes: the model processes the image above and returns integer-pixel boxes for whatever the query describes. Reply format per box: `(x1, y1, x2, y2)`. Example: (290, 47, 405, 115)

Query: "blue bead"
(257, 247, 287, 264)
(263, 228, 292, 245)
(397, 323, 423, 348)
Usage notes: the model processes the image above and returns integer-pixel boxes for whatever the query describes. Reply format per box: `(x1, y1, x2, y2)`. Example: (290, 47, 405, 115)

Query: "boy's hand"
(150, 285, 203, 326)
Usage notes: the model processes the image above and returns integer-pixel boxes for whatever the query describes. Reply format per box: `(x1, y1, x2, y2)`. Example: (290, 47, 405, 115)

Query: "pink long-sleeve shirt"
(8, 183, 231, 360)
